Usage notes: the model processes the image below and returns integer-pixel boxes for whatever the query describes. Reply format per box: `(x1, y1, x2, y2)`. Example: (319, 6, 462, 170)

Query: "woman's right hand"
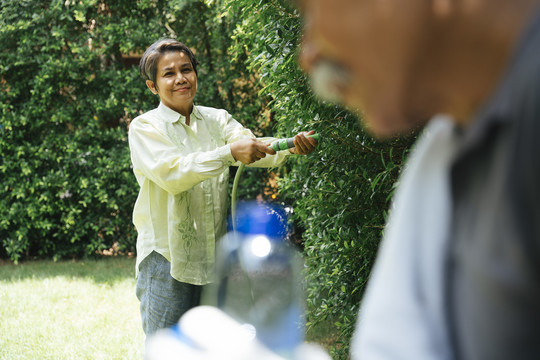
(230, 138, 276, 165)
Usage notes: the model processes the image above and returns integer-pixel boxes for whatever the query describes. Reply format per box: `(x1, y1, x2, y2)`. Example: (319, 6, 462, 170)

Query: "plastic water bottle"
(204, 201, 305, 359)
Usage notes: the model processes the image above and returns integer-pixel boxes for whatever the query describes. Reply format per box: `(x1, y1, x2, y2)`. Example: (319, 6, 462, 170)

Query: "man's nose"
(299, 34, 322, 74)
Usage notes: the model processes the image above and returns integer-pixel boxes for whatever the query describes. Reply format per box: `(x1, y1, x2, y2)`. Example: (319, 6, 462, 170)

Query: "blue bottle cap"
(232, 202, 289, 239)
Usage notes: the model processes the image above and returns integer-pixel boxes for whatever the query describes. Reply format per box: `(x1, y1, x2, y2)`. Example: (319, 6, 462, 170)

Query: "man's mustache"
(309, 59, 351, 104)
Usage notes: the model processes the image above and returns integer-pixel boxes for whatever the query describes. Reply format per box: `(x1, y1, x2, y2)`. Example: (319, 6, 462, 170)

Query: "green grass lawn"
(0, 257, 144, 360)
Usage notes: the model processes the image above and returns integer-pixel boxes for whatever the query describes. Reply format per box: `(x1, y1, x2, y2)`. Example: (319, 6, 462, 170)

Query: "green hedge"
(0, 0, 272, 262)
(223, 0, 415, 357)
(1, 1, 145, 262)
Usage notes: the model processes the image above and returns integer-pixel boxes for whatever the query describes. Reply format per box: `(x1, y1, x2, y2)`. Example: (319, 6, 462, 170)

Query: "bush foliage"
(0, 0, 414, 357)
(1, 0, 149, 261)
(223, 0, 415, 356)
(0, 0, 269, 262)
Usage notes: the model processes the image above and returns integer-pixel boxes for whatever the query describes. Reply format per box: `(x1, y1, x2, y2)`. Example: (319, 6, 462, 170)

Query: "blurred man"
(299, 0, 540, 359)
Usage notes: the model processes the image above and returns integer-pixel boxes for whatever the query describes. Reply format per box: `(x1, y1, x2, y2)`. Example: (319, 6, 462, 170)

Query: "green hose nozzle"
(270, 133, 320, 152)
(233, 133, 320, 232)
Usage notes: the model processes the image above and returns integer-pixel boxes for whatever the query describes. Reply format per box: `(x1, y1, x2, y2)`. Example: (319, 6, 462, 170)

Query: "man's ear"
(146, 80, 158, 95)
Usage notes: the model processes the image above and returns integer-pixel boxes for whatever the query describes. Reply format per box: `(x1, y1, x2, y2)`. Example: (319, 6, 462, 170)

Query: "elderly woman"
(128, 38, 317, 337)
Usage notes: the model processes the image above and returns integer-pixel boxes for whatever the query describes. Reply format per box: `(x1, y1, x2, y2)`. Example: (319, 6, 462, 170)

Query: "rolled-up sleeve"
(129, 118, 235, 195)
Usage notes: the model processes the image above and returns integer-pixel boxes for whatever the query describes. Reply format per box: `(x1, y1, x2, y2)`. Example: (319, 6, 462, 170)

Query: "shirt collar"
(456, 8, 540, 153)
(192, 105, 203, 120)
(157, 102, 202, 124)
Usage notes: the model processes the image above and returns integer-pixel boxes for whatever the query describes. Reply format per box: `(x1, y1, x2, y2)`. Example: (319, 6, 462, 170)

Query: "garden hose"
(230, 133, 320, 231)
(231, 162, 245, 233)
(269, 133, 320, 152)
(228, 133, 319, 309)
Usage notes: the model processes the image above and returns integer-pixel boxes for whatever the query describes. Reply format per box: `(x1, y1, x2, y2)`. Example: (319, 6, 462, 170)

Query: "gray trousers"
(136, 251, 203, 336)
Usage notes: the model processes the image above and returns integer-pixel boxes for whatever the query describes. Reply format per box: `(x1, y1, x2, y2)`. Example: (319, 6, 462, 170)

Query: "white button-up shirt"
(129, 102, 290, 285)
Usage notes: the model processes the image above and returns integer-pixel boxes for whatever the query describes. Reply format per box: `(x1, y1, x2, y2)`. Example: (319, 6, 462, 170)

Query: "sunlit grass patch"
(0, 257, 144, 360)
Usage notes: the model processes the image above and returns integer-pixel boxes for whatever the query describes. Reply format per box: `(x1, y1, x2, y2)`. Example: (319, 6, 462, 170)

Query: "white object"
(351, 115, 459, 359)
(145, 306, 331, 360)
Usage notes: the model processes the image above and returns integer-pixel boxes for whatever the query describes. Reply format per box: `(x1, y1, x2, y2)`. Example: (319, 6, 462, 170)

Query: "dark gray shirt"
(448, 10, 540, 360)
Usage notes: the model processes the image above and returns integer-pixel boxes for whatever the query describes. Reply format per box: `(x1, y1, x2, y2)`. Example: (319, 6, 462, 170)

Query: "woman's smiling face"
(146, 51, 198, 116)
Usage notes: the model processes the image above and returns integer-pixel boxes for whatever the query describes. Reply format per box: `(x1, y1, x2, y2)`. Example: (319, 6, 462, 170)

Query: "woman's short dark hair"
(139, 38, 199, 83)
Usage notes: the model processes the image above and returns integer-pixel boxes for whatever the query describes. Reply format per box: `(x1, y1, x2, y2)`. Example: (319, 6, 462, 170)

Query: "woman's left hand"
(289, 130, 318, 155)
